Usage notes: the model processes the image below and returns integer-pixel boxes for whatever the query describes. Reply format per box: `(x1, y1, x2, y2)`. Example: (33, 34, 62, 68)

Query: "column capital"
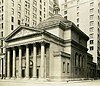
(18, 45, 22, 49)
(12, 47, 16, 50)
(25, 44, 29, 48)
(6, 48, 11, 51)
(41, 41, 46, 45)
(33, 42, 36, 46)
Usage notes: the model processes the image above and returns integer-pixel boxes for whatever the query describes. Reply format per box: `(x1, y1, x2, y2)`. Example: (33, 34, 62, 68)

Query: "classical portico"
(6, 41, 49, 79)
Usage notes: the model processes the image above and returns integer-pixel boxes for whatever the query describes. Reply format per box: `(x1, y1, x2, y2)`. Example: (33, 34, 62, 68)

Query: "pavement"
(0, 79, 100, 86)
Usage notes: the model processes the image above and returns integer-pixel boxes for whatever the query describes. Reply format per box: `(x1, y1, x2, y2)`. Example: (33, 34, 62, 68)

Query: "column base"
(6, 77, 11, 79)
(11, 77, 16, 80)
(24, 77, 30, 80)
(31, 77, 37, 80)
(38, 78, 47, 82)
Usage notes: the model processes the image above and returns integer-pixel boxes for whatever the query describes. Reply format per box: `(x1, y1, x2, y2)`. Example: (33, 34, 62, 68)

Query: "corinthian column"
(33, 43, 37, 78)
(18, 46, 22, 78)
(25, 45, 29, 78)
(7, 48, 10, 79)
(40, 42, 45, 78)
(12, 47, 16, 78)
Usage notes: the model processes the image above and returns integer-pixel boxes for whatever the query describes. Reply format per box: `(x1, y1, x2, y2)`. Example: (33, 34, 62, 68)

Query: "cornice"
(64, 39, 88, 51)
(53, 51, 70, 58)
(5, 32, 42, 42)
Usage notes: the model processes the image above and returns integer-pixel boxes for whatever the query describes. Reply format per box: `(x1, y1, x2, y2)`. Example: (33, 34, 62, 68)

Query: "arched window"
(75, 53, 78, 66)
(82, 56, 84, 67)
(79, 54, 81, 67)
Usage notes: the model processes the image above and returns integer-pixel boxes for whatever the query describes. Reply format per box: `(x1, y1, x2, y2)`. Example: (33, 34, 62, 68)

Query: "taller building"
(61, 0, 100, 68)
(0, 0, 54, 57)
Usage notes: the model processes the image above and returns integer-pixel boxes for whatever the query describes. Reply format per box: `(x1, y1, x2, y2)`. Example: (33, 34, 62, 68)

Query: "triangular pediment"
(5, 26, 41, 41)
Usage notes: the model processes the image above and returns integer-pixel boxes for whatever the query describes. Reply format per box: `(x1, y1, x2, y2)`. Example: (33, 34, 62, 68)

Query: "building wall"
(61, 0, 100, 63)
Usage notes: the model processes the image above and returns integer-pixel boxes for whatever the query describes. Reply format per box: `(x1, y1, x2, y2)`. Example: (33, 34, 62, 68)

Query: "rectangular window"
(40, 4, 42, 9)
(2, 0, 3, 3)
(64, 16, 67, 20)
(18, 12, 21, 18)
(90, 46, 94, 50)
(1, 48, 3, 53)
(44, 2, 45, 6)
(90, 21, 94, 26)
(40, 11, 42, 15)
(90, 2, 94, 7)
(11, 8, 14, 14)
(90, 8, 94, 14)
(90, 15, 94, 20)
(64, 10, 67, 14)
(1, 31, 3, 37)
(67, 63, 69, 73)
(63, 62, 65, 73)
(44, 14, 45, 18)
(2, 23, 3, 29)
(77, 12, 79, 17)
(89, 27, 94, 32)
(11, 25, 14, 30)
(77, 7, 79, 11)
(77, 24, 79, 27)
(77, 18, 79, 23)
(90, 40, 94, 44)
(89, 33, 94, 39)
(11, 17, 14, 22)
(40, 0, 42, 3)
(2, 6, 3, 12)
(40, 17, 42, 22)
(18, 4, 21, 10)
(18, 20, 20, 25)
(44, 8, 45, 12)
(2, 14, 3, 20)
(1, 40, 3, 46)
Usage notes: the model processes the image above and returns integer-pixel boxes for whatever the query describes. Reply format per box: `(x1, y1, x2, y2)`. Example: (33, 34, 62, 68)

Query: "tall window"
(90, 40, 94, 44)
(89, 27, 94, 32)
(90, 15, 94, 20)
(89, 33, 94, 39)
(90, 46, 94, 50)
(77, 18, 79, 23)
(11, 17, 14, 22)
(75, 53, 78, 66)
(11, 25, 14, 30)
(67, 63, 69, 73)
(40, 11, 42, 15)
(81, 56, 84, 67)
(90, 2, 94, 7)
(64, 10, 67, 14)
(11, 8, 14, 14)
(90, 8, 94, 14)
(2, 23, 3, 29)
(90, 21, 94, 26)
(18, 20, 20, 25)
(63, 62, 65, 73)
(79, 55, 81, 67)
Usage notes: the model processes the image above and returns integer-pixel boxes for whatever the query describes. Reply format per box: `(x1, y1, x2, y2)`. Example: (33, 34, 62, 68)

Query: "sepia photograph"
(0, 0, 100, 86)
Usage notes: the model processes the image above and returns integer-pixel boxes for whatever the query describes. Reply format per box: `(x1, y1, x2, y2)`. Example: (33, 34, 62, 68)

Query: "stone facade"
(0, 13, 96, 80)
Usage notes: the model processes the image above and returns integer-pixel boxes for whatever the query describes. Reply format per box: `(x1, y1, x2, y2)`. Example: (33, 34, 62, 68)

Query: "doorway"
(37, 69, 39, 78)
(22, 69, 25, 78)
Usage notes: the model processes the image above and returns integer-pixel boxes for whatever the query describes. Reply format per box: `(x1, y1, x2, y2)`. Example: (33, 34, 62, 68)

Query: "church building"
(0, 5, 96, 81)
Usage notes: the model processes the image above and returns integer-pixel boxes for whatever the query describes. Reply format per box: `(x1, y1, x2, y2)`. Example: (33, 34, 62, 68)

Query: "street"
(0, 79, 100, 86)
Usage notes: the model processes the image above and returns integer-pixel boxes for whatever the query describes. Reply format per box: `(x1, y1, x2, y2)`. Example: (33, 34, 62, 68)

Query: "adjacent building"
(61, 0, 100, 69)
